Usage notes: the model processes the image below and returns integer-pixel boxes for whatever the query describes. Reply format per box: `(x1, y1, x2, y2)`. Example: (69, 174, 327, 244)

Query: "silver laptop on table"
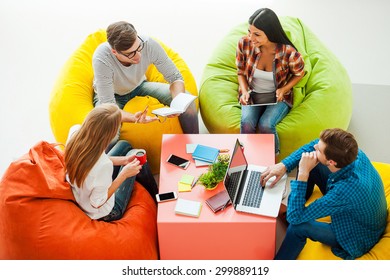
(223, 139, 287, 218)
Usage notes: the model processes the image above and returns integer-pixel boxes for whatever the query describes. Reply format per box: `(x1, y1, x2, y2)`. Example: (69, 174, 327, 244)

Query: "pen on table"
(219, 149, 230, 153)
(191, 176, 200, 188)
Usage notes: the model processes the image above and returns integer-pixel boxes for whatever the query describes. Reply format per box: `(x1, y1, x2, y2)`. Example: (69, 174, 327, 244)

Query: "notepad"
(192, 144, 219, 163)
(178, 174, 195, 192)
(205, 190, 231, 213)
(174, 198, 202, 217)
(186, 144, 214, 167)
(177, 183, 191, 192)
(186, 143, 197, 154)
(152, 93, 197, 117)
(194, 159, 213, 167)
(180, 174, 195, 185)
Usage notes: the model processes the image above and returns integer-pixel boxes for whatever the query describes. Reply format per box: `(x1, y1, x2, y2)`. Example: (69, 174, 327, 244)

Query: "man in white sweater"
(92, 21, 199, 134)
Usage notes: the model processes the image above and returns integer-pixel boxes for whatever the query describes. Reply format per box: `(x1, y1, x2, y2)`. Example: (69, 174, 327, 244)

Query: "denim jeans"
(110, 140, 158, 203)
(305, 163, 331, 200)
(240, 101, 290, 154)
(274, 163, 340, 259)
(100, 140, 158, 222)
(274, 220, 341, 260)
(95, 80, 199, 134)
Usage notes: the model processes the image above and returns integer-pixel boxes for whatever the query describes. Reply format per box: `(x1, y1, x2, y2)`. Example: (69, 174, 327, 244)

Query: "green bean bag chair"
(199, 17, 352, 160)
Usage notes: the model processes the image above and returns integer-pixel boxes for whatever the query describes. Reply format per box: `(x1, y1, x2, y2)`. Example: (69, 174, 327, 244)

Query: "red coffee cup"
(134, 149, 147, 165)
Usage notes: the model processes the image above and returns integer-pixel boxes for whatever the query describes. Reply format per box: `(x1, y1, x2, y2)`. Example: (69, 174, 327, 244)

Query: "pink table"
(157, 134, 276, 260)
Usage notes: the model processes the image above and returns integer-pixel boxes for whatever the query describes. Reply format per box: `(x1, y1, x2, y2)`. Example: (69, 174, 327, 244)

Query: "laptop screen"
(223, 139, 248, 203)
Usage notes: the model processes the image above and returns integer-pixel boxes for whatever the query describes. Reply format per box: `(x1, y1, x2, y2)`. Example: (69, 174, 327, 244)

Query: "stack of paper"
(192, 144, 219, 163)
(174, 198, 202, 217)
(178, 174, 195, 192)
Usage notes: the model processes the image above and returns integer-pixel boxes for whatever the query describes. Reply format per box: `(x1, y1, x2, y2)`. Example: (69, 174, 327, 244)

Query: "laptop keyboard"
(226, 171, 241, 198)
(242, 171, 264, 208)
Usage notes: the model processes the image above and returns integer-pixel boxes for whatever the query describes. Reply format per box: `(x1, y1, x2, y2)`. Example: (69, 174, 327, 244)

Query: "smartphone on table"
(166, 154, 190, 169)
(156, 191, 178, 203)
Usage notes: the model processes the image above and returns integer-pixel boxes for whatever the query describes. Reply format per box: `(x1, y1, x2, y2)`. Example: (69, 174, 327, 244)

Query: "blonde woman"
(65, 103, 157, 221)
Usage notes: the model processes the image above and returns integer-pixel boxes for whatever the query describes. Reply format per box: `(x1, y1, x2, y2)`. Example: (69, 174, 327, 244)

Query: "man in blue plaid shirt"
(261, 128, 387, 259)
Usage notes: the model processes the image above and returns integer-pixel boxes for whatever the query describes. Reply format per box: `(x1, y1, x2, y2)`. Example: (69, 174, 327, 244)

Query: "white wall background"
(1, 0, 390, 175)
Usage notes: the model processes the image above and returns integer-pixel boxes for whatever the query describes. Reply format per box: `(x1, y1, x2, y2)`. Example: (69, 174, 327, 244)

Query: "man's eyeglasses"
(119, 36, 144, 59)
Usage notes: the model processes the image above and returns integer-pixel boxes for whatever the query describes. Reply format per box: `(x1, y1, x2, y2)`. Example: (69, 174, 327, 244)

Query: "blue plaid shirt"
(282, 139, 387, 259)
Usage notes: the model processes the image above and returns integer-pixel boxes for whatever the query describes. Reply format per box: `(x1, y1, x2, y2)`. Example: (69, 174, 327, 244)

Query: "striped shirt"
(282, 139, 387, 259)
(236, 36, 305, 106)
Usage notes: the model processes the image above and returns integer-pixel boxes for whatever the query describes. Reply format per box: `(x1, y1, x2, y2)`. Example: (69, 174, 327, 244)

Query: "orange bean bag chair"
(0, 141, 158, 259)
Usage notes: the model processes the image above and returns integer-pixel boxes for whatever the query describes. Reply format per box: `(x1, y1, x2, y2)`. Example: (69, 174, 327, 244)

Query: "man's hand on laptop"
(260, 163, 287, 188)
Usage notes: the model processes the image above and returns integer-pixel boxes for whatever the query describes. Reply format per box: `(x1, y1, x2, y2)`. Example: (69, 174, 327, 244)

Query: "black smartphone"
(166, 154, 190, 169)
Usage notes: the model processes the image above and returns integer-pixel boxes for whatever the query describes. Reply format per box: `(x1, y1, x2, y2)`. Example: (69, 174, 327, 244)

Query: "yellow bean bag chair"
(49, 30, 198, 174)
(297, 162, 390, 260)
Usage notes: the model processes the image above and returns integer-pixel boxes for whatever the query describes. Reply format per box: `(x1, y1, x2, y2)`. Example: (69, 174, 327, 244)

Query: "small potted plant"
(199, 154, 230, 190)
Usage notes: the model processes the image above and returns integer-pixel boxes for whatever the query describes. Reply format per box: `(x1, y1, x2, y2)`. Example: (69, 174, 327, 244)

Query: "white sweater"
(92, 35, 183, 103)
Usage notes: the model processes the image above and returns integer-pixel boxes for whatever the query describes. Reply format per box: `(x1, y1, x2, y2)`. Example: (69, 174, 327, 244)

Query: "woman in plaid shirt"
(236, 8, 305, 154)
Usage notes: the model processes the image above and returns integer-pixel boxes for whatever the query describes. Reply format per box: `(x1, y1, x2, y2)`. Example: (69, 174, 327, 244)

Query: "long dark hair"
(249, 8, 297, 50)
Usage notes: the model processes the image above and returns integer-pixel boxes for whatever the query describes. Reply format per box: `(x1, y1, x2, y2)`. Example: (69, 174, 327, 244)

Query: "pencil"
(135, 105, 148, 123)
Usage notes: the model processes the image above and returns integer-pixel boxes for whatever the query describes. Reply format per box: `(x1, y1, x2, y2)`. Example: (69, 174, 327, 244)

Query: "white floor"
(1, 2, 389, 275)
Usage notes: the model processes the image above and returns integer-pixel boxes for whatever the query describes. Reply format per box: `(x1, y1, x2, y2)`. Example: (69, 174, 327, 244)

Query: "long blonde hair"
(65, 103, 122, 187)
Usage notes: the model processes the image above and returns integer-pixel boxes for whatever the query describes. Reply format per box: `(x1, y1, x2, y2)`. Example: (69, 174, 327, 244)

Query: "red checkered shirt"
(236, 36, 305, 105)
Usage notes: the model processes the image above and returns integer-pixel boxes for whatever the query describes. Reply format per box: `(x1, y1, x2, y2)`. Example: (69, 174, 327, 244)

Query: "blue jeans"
(274, 220, 341, 260)
(305, 163, 331, 200)
(100, 140, 158, 222)
(240, 101, 290, 154)
(96, 80, 199, 134)
(274, 163, 341, 259)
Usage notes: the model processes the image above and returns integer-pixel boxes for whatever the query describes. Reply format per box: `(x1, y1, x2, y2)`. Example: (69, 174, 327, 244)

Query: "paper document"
(152, 93, 197, 117)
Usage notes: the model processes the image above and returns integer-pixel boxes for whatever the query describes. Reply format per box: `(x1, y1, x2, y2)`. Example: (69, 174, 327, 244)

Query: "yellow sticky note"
(178, 182, 192, 192)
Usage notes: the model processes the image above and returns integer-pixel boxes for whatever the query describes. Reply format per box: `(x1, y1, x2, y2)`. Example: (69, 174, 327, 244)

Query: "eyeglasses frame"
(118, 36, 145, 59)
